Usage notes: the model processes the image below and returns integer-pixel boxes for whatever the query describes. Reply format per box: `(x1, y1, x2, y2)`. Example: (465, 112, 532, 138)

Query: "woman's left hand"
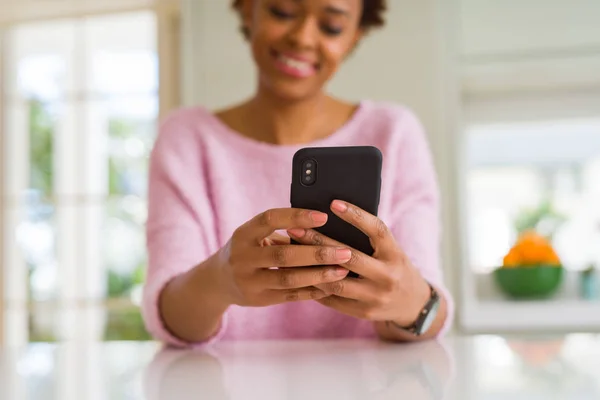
(287, 200, 431, 327)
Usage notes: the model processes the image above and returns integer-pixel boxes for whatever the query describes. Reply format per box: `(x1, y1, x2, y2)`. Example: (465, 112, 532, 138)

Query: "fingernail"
(335, 267, 349, 276)
(336, 248, 352, 262)
(287, 228, 306, 238)
(310, 212, 328, 223)
(331, 200, 348, 213)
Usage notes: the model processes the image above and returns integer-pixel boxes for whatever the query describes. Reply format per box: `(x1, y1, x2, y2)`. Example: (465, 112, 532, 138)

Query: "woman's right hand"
(215, 208, 352, 307)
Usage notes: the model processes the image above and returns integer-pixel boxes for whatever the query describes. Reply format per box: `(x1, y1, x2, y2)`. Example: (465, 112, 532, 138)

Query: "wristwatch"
(387, 282, 441, 336)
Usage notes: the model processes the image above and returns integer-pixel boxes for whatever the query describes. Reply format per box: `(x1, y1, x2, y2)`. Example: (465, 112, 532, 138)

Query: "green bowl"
(493, 265, 563, 299)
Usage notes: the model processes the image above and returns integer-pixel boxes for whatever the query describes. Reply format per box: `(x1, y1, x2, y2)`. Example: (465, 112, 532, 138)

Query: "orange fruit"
(503, 231, 561, 267)
(503, 250, 520, 267)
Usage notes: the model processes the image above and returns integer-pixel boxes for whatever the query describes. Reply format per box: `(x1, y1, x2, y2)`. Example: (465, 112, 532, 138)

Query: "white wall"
(459, 0, 600, 96)
(180, 0, 253, 109)
(181, 1, 453, 125)
(458, 0, 600, 58)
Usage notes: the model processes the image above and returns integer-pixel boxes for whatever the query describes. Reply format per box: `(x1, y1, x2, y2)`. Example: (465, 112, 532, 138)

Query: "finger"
(250, 244, 352, 268)
(287, 228, 388, 280)
(261, 233, 290, 247)
(287, 228, 342, 247)
(317, 296, 370, 320)
(314, 277, 377, 302)
(330, 200, 395, 252)
(259, 266, 349, 289)
(270, 287, 330, 303)
(238, 208, 329, 242)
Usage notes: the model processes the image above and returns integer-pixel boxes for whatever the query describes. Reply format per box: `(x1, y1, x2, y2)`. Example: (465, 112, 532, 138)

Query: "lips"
(271, 50, 319, 78)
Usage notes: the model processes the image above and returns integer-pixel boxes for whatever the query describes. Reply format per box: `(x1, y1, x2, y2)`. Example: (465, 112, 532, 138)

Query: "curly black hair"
(231, 0, 387, 39)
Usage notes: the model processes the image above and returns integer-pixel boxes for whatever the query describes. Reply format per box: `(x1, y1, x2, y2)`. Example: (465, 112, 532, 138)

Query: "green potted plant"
(495, 231, 563, 299)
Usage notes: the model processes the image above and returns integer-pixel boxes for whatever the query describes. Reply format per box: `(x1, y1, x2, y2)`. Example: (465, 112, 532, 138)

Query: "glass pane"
(29, 306, 59, 342)
(4, 103, 29, 198)
(103, 308, 151, 341)
(6, 20, 76, 101)
(3, 200, 58, 304)
(94, 96, 156, 305)
(84, 12, 157, 95)
(106, 96, 157, 198)
(104, 196, 147, 303)
(29, 304, 107, 342)
(5, 97, 61, 203)
(25, 99, 60, 302)
(467, 118, 600, 273)
(78, 96, 157, 198)
(28, 99, 57, 199)
(20, 198, 57, 302)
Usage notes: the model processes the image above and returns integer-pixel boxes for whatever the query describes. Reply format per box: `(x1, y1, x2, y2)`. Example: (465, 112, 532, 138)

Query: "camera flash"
(306, 169, 312, 175)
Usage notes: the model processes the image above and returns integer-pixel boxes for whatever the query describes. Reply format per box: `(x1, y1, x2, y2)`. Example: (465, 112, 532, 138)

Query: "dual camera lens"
(302, 159, 317, 186)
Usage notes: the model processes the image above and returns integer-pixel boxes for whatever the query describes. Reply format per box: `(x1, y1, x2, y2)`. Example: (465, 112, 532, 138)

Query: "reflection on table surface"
(145, 339, 453, 400)
(1, 334, 600, 399)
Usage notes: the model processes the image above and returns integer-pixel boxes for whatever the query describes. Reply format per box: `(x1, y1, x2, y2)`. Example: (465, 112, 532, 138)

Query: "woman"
(142, 0, 453, 347)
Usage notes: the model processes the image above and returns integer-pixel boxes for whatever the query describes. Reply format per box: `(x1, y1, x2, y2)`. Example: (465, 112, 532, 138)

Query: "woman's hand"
(287, 200, 433, 328)
(216, 208, 353, 307)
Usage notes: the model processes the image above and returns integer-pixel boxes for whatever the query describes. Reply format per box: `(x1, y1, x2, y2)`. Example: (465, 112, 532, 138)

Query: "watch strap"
(387, 282, 440, 336)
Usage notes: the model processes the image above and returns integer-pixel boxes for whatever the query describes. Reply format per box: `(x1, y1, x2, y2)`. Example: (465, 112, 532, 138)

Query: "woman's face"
(243, 0, 363, 101)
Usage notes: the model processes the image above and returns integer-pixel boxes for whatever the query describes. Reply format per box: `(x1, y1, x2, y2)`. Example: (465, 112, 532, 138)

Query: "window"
(1, 8, 176, 344)
(460, 92, 600, 332)
(467, 118, 600, 273)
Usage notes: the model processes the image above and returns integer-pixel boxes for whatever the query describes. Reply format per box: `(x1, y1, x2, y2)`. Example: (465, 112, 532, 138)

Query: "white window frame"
(0, 0, 181, 347)
(0, 26, 6, 346)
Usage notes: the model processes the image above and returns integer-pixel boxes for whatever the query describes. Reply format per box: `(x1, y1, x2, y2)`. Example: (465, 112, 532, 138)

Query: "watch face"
(418, 300, 441, 335)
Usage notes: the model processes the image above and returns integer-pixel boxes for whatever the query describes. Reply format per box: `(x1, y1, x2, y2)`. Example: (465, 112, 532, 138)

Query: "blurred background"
(0, 0, 599, 346)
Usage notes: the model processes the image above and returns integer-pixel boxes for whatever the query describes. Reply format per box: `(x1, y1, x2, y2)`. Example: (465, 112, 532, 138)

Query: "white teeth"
(278, 55, 312, 72)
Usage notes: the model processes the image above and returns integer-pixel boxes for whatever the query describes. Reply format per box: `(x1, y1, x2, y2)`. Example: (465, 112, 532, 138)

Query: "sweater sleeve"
(386, 109, 454, 336)
(141, 110, 227, 347)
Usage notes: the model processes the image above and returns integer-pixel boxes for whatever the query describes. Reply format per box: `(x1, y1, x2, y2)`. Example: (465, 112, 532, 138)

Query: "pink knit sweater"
(142, 100, 454, 346)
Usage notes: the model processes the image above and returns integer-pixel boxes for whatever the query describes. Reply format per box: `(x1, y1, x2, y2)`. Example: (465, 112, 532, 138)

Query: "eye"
(321, 25, 343, 36)
(269, 6, 295, 20)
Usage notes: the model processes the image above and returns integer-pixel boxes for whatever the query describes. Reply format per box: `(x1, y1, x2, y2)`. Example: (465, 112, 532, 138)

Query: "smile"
(271, 50, 318, 78)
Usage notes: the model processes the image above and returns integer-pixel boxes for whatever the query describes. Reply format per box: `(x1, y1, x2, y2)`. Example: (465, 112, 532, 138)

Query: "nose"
(287, 17, 319, 49)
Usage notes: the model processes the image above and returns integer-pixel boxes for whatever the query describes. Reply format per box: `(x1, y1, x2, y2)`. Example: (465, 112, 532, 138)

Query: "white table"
(1, 334, 600, 399)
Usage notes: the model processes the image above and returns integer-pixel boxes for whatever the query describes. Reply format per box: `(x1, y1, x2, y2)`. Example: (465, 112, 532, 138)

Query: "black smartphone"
(290, 146, 383, 277)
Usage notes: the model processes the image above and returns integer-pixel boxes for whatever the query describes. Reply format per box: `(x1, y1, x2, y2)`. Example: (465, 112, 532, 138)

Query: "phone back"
(290, 146, 382, 257)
